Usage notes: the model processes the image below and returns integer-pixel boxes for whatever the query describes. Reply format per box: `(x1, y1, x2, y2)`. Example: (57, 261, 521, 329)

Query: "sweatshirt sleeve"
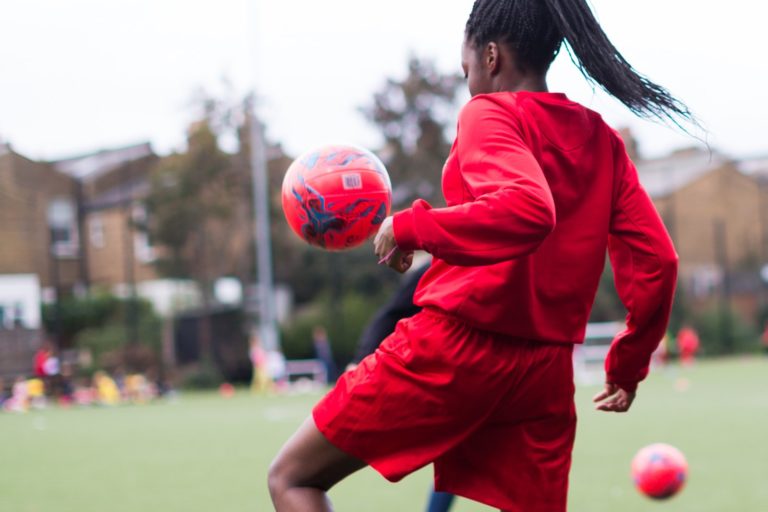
(392, 96, 556, 266)
(605, 138, 678, 393)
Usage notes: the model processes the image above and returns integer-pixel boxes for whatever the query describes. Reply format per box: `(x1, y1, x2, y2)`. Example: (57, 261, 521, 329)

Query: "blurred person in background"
(651, 330, 672, 369)
(73, 377, 97, 407)
(312, 326, 337, 384)
(33, 341, 52, 379)
(94, 371, 120, 406)
(250, 332, 273, 394)
(33, 339, 60, 399)
(57, 362, 76, 407)
(5, 376, 29, 412)
(26, 376, 46, 409)
(676, 325, 700, 366)
(0, 377, 9, 408)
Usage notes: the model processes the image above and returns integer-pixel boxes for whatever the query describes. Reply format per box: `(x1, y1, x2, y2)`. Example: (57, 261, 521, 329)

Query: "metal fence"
(0, 329, 41, 381)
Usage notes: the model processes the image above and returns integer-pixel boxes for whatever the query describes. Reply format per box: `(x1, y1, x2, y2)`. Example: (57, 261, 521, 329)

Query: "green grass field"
(2, 357, 766, 511)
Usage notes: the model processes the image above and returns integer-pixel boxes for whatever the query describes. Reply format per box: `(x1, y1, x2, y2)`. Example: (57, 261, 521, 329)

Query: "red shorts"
(313, 309, 576, 512)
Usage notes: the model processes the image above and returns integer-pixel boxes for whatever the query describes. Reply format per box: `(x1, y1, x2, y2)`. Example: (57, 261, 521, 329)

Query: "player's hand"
(593, 382, 636, 413)
(374, 217, 413, 273)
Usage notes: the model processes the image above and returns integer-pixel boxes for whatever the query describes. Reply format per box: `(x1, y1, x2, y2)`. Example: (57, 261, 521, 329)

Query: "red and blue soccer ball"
(281, 145, 392, 250)
(631, 443, 688, 500)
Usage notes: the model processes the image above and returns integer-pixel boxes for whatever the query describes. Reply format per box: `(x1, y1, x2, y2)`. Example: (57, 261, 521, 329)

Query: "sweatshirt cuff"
(607, 378, 639, 394)
(392, 208, 420, 252)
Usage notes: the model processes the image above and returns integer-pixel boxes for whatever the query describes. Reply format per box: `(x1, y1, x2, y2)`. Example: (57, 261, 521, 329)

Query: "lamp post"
(249, 0, 281, 354)
(249, 104, 281, 353)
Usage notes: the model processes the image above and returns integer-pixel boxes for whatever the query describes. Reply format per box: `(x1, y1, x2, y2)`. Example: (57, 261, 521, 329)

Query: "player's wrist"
(607, 379, 638, 394)
(392, 209, 419, 252)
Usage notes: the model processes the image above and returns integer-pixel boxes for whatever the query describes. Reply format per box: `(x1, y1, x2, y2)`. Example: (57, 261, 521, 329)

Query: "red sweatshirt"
(392, 92, 678, 392)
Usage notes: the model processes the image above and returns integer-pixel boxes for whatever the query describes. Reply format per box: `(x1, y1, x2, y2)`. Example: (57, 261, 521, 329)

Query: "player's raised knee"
(267, 453, 292, 500)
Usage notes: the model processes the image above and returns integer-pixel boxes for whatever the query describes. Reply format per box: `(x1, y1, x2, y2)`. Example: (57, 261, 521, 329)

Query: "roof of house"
(636, 148, 728, 198)
(737, 155, 768, 180)
(52, 142, 154, 180)
(84, 180, 151, 211)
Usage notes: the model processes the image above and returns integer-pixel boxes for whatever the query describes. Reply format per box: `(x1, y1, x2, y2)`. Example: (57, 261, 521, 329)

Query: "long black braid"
(465, 0, 694, 126)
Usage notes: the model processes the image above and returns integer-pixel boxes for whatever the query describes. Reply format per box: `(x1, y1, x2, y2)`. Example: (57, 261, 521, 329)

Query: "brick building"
(53, 143, 160, 290)
(0, 142, 85, 295)
(0, 141, 85, 372)
(635, 146, 768, 318)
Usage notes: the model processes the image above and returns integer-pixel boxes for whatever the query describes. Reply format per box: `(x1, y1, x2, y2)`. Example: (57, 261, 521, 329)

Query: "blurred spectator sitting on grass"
(74, 378, 97, 407)
(124, 373, 157, 404)
(94, 371, 120, 405)
(4, 376, 29, 413)
(27, 377, 46, 409)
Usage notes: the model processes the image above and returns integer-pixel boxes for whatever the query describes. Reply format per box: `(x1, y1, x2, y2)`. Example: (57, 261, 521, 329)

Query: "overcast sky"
(1, 0, 766, 162)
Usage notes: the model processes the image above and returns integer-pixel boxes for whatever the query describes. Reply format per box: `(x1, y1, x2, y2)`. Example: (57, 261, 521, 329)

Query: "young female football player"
(269, 1, 691, 510)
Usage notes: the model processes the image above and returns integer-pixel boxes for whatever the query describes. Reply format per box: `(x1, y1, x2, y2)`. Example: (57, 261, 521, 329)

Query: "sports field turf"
(2, 357, 766, 511)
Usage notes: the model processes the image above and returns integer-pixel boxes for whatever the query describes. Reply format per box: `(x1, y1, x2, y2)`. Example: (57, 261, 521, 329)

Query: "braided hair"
(465, 0, 694, 125)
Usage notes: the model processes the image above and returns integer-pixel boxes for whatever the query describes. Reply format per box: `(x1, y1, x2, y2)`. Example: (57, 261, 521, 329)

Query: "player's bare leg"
(268, 416, 366, 511)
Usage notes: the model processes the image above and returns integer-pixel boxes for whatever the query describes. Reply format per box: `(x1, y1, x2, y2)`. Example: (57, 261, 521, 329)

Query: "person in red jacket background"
(677, 325, 701, 366)
(33, 340, 53, 379)
(268, 1, 690, 510)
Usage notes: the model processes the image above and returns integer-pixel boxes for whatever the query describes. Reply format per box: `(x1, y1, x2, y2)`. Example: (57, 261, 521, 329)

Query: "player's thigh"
(270, 416, 367, 491)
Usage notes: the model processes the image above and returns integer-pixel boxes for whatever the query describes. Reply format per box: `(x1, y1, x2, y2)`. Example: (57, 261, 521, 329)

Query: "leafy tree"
(42, 293, 120, 345)
(691, 306, 759, 355)
(147, 122, 238, 277)
(41, 293, 162, 373)
(145, 119, 243, 360)
(280, 289, 388, 365)
(361, 56, 465, 208)
(75, 297, 162, 373)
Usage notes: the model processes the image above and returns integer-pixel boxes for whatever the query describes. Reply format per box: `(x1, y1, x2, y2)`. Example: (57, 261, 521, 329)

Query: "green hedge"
(690, 306, 759, 355)
(43, 293, 163, 374)
(280, 292, 387, 365)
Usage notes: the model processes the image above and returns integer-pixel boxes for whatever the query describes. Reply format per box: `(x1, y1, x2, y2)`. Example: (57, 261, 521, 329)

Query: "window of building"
(89, 214, 105, 249)
(47, 198, 79, 258)
(134, 232, 155, 263)
(132, 205, 155, 263)
(689, 266, 722, 298)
